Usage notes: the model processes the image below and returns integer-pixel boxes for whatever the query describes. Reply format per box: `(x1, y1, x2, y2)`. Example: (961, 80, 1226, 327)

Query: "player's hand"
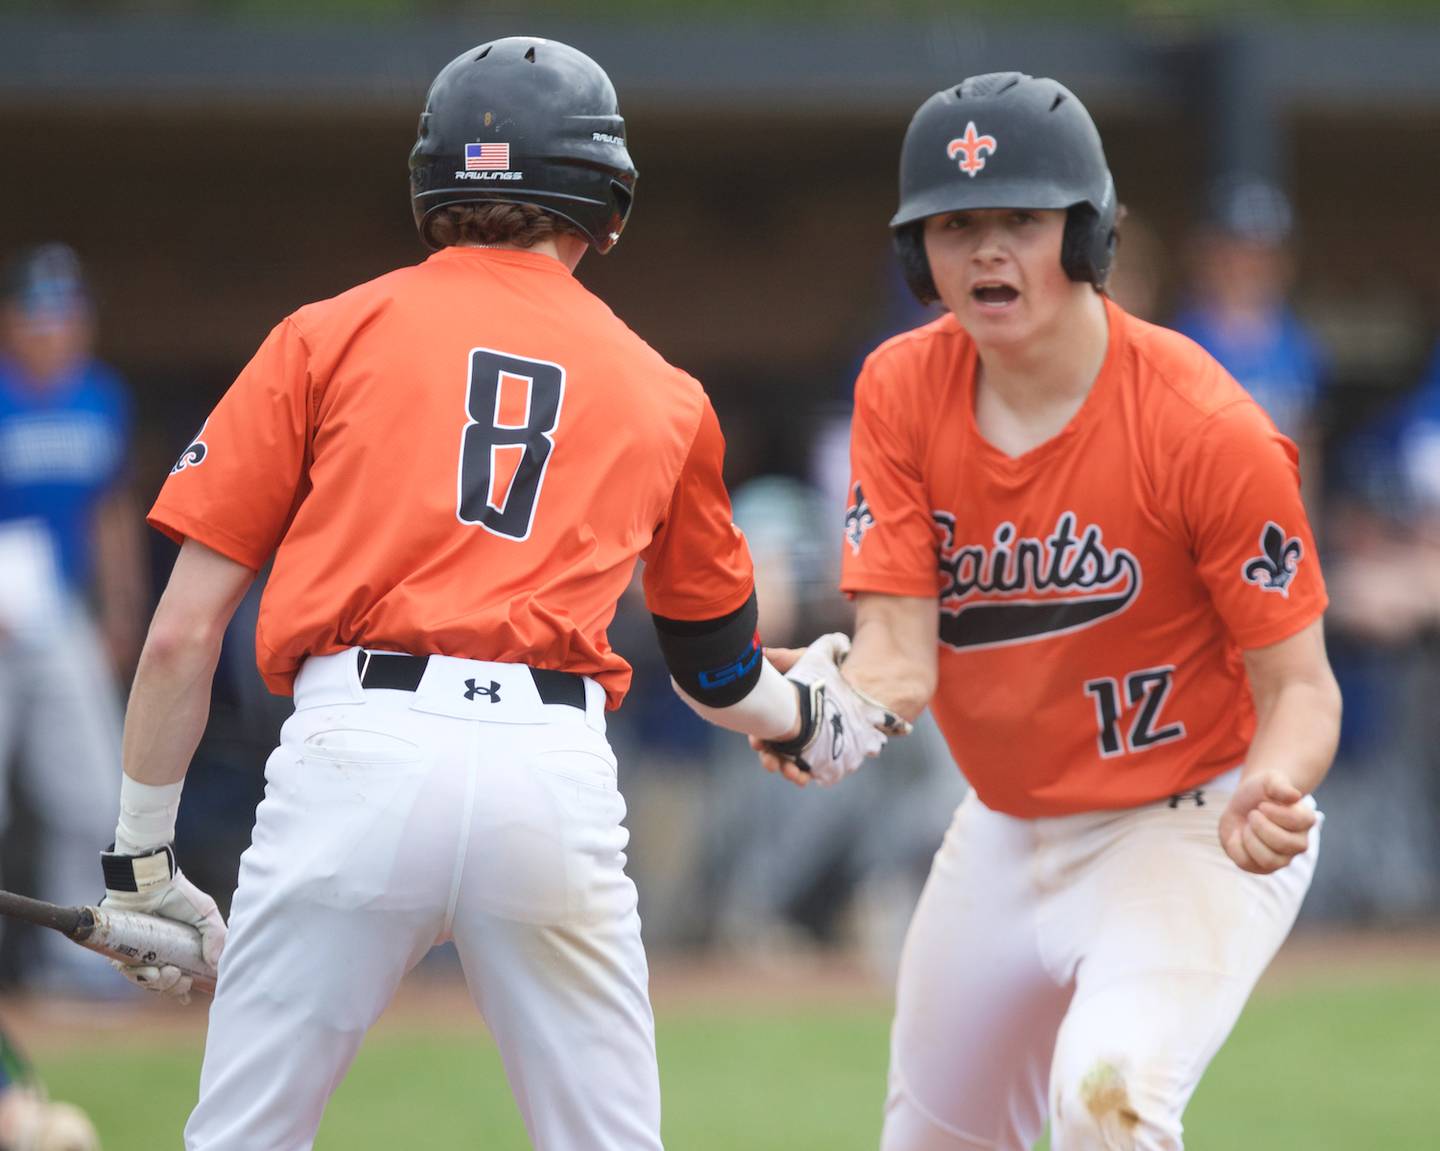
(762, 646, 805, 674)
(99, 845, 226, 1003)
(759, 633, 908, 787)
(1217, 770, 1317, 875)
(750, 733, 813, 788)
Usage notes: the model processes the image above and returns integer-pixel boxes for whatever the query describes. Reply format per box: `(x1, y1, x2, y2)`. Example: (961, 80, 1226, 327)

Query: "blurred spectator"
(1172, 177, 1327, 483)
(1298, 353, 1440, 921)
(0, 244, 144, 993)
(1327, 351, 1440, 653)
(1343, 347, 1440, 531)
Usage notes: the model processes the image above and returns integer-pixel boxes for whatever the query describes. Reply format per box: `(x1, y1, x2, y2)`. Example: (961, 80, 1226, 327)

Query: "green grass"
(35, 973, 1440, 1150)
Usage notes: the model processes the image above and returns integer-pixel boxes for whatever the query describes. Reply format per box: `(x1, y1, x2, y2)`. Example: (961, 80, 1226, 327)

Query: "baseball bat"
(0, 890, 216, 996)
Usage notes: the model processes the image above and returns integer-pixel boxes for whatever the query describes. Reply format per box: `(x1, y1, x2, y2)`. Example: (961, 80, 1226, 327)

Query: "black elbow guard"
(652, 591, 763, 708)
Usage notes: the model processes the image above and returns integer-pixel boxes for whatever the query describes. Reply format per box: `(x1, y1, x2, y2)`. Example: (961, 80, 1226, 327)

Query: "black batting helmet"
(409, 37, 638, 253)
(890, 72, 1117, 302)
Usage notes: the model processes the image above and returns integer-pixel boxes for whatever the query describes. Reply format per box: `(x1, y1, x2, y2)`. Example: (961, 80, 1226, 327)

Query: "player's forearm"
(121, 621, 227, 788)
(656, 589, 803, 740)
(672, 658, 801, 740)
(845, 597, 938, 722)
(1242, 673, 1341, 796)
(118, 538, 255, 797)
(844, 649, 934, 723)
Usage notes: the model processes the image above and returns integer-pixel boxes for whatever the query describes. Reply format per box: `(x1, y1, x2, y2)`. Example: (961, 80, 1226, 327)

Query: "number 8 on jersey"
(457, 348, 565, 541)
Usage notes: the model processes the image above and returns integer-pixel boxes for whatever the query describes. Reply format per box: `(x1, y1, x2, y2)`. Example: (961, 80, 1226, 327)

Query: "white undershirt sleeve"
(671, 657, 799, 741)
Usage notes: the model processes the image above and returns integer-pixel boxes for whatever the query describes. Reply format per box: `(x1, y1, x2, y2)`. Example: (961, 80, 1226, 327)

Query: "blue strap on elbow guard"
(652, 590, 763, 708)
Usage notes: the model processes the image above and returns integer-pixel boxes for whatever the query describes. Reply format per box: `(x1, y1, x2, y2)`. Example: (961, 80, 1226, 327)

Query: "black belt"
(355, 651, 587, 711)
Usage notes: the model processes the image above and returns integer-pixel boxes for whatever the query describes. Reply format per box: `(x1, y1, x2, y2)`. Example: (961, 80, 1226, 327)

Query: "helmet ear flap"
(1061, 203, 1118, 288)
(894, 223, 938, 305)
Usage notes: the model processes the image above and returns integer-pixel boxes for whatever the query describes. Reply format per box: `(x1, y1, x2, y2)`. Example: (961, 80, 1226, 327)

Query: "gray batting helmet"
(891, 72, 1118, 301)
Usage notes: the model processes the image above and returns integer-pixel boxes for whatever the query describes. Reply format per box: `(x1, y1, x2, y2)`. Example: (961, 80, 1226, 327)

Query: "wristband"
(101, 844, 177, 894)
(114, 775, 183, 856)
(762, 681, 822, 765)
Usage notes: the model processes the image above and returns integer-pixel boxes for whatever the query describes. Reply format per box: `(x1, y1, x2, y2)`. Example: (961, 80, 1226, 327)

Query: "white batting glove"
(99, 845, 226, 1003)
(762, 633, 911, 786)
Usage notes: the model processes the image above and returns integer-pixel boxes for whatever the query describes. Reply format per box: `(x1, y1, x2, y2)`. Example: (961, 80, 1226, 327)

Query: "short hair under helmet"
(890, 72, 1118, 302)
(409, 37, 638, 253)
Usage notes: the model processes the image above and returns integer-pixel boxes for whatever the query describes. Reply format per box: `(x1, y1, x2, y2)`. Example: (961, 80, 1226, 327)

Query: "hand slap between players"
(754, 633, 911, 788)
(1217, 770, 1318, 875)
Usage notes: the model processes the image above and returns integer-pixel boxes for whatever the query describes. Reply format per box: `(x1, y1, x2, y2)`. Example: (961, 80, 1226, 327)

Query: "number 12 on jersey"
(1084, 666, 1186, 758)
(457, 349, 566, 541)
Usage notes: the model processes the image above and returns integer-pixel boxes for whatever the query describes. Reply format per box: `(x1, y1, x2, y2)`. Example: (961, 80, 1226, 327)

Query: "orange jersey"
(149, 246, 753, 704)
(841, 296, 1327, 817)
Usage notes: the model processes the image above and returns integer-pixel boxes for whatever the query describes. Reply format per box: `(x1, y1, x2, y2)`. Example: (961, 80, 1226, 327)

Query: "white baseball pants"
(185, 650, 661, 1151)
(881, 769, 1319, 1151)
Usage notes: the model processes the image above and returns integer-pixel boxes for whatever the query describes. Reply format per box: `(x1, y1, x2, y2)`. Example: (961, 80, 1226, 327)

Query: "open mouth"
(972, 284, 1020, 306)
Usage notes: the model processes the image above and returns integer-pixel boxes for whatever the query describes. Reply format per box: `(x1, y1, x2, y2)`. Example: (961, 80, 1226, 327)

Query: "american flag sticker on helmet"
(465, 143, 511, 171)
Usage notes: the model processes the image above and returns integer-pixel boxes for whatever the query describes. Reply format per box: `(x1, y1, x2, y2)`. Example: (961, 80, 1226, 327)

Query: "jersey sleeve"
(641, 395, 755, 620)
(839, 353, 938, 597)
(147, 317, 312, 570)
(1177, 398, 1328, 649)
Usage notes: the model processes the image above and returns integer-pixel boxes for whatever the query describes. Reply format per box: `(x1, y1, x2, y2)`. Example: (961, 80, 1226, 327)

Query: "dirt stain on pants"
(1078, 1061, 1141, 1149)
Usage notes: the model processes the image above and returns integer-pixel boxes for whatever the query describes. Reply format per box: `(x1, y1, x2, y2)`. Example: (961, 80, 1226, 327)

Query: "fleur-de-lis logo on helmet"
(946, 122, 998, 177)
(1241, 522, 1304, 597)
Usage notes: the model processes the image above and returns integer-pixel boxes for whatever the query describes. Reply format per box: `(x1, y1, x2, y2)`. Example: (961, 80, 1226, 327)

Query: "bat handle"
(77, 906, 217, 996)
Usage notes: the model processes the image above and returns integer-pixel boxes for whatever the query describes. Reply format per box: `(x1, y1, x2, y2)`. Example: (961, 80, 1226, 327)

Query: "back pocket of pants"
(530, 748, 619, 792)
(301, 728, 422, 765)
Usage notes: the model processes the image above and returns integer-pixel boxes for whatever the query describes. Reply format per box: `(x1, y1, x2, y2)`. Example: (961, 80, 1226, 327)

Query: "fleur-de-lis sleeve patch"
(171, 421, 209, 474)
(844, 482, 875, 555)
(1241, 521, 1304, 597)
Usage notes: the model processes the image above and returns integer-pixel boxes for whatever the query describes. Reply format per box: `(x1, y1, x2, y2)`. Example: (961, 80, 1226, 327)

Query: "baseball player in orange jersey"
(757, 74, 1341, 1149)
(93, 38, 898, 1151)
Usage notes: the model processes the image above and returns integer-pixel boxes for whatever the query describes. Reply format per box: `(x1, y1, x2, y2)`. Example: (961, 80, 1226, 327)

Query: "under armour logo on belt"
(1167, 789, 1205, 809)
(464, 678, 502, 703)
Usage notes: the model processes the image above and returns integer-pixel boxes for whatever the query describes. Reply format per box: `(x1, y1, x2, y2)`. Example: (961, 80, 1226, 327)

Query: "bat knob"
(71, 906, 98, 942)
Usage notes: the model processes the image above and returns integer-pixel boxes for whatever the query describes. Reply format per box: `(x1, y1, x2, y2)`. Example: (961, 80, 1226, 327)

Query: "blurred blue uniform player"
(1392, 346, 1440, 516)
(1172, 177, 1327, 446)
(0, 245, 141, 994)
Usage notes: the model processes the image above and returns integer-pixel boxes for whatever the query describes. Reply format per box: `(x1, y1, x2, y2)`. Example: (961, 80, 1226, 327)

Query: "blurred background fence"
(3, 1, 1440, 988)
